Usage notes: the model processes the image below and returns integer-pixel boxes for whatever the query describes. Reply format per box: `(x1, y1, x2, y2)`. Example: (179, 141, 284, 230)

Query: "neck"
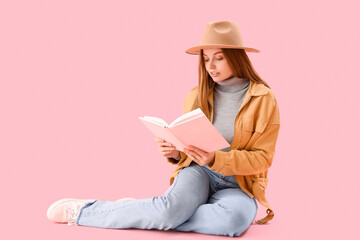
(214, 76, 249, 93)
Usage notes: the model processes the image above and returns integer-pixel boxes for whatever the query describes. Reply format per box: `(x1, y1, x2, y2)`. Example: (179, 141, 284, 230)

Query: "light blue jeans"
(77, 162, 258, 237)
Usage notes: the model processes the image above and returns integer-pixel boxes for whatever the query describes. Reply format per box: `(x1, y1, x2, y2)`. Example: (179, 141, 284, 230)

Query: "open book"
(139, 108, 230, 153)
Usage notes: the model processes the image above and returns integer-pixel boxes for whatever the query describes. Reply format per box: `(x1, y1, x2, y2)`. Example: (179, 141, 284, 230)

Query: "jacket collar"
(247, 80, 270, 96)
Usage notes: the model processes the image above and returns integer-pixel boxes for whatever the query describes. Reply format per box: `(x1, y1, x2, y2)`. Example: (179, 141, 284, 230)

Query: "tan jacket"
(167, 80, 280, 224)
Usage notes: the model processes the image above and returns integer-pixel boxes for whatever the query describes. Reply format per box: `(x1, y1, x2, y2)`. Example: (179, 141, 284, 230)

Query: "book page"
(169, 108, 203, 127)
(139, 116, 168, 127)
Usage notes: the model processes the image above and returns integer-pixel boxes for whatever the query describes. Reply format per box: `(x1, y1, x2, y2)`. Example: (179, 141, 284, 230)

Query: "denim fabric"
(77, 162, 258, 237)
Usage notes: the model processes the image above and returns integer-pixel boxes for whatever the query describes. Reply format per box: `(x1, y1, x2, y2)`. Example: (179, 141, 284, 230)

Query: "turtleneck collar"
(214, 76, 250, 93)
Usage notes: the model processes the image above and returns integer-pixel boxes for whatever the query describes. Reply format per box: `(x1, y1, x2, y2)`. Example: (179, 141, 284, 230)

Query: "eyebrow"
(202, 51, 223, 57)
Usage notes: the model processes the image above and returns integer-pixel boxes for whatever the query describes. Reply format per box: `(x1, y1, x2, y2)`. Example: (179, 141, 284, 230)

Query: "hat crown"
(185, 20, 260, 54)
(201, 20, 244, 46)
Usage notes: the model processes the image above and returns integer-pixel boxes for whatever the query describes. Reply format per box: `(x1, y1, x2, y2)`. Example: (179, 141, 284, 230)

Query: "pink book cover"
(139, 108, 230, 152)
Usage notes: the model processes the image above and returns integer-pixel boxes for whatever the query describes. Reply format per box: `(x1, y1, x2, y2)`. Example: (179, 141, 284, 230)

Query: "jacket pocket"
(241, 115, 268, 149)
(242, 114, 267, 133)
(238, 115, 253, 148)
(240, 115, 265, 149)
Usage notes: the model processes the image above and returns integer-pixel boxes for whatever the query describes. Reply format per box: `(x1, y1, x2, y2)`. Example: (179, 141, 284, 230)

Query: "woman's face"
(202, 48, 233, 82)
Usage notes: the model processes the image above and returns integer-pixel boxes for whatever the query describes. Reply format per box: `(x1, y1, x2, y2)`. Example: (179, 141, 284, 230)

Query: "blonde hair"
(191, 48, 270, 120)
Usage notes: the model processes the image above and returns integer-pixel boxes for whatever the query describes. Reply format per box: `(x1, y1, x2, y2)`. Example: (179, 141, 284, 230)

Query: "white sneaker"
(46, 198, 95, 225)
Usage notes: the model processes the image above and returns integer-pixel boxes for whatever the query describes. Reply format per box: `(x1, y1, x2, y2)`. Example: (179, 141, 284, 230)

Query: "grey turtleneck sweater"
(212, 76, 250, 152)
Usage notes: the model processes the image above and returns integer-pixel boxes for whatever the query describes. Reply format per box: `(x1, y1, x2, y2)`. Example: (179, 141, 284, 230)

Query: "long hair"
(191, 48, 270, 120)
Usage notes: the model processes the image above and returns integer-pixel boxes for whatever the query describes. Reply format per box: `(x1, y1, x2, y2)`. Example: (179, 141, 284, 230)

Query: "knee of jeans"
(220, 210, 255, 237)
(181, 162, 205, 174)
(160, 164, 209, 229)
(155, 198, 195, 229)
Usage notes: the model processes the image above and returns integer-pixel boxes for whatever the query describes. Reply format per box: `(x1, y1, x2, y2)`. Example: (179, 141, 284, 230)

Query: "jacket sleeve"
(208, 102, 280, 176)
(166, 151, 188, 165)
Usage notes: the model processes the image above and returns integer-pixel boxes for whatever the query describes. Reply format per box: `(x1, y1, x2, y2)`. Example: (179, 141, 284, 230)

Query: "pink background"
(1, 0, 359, 239)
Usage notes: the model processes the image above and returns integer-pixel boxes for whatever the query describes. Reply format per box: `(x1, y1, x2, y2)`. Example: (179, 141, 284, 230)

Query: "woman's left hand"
(183, 145, 215, 166)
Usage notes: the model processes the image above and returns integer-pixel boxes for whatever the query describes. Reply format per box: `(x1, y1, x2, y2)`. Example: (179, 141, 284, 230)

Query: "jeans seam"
(76, 200, 98, 224)
(216, 202, 232, 215)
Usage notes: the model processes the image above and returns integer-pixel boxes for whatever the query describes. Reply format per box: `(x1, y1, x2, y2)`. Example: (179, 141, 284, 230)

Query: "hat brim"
(185, 44, 260, 55)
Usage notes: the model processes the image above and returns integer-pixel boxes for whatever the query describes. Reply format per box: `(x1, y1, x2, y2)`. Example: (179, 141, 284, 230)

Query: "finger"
(161, 151, 175, 158)
(185, 148, 203, 159)
(195, 149, 206, 158)
(186, 151, 204, 166)
(192, 151, 202, 159)
(188, 145, 207, 155)
(156, 139, 172, 147)
(189, 154, 199, 163)
(184, 149, 198, 161)
(161, 146, 176, 151)
(161, 144, 175, 150)
(161, 142, 174, 148)
(160, 147, 173, 153)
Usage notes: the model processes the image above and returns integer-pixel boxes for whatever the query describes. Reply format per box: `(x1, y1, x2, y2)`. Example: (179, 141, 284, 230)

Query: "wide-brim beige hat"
(185, 20, 260, 55)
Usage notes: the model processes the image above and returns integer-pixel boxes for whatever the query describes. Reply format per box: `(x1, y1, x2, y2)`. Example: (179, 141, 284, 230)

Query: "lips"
(211, 72, 219, 77)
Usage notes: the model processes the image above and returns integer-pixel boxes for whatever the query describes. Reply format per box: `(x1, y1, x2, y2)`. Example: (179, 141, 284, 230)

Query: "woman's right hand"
(154, 138, 180, 159)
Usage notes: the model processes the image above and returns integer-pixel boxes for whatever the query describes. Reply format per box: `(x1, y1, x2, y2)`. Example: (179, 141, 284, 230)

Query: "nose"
(209, 59, 216, 69)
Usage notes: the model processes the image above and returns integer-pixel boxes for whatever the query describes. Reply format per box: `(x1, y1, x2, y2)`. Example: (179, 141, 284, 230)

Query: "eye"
(203, 57, 222, 62)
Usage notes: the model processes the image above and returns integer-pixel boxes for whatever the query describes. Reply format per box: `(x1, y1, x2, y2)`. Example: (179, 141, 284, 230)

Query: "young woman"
(47, 20, 280, 237)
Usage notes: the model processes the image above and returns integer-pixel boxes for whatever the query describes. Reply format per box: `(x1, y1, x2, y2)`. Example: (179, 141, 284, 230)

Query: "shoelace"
(66, 204, 81, 225)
